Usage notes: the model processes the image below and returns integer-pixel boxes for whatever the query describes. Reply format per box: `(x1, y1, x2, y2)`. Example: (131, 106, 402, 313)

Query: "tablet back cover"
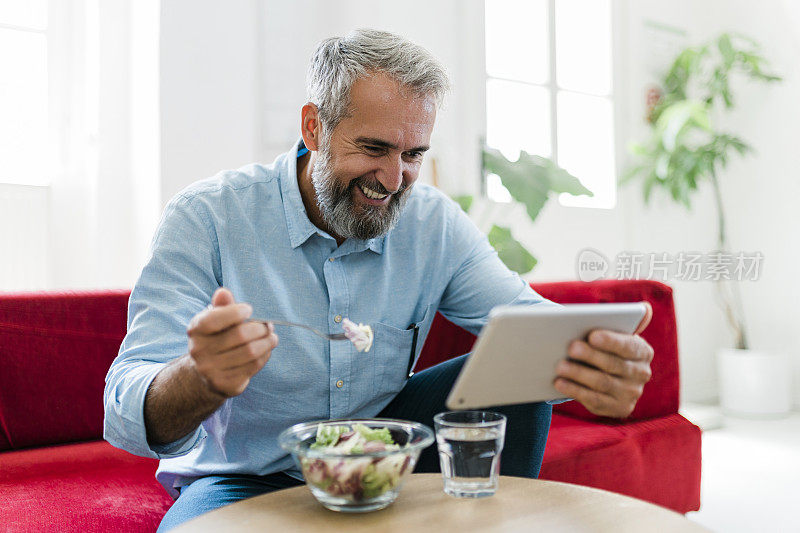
(446, 303, 645, 409)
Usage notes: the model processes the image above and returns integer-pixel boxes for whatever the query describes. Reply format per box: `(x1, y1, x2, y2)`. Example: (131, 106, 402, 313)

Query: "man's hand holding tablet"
(554, 302, 654, 418)
(445, 302, 655, 417)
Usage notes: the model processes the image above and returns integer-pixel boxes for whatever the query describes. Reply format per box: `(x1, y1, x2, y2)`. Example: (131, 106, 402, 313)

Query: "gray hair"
(306, 29, 450, 132)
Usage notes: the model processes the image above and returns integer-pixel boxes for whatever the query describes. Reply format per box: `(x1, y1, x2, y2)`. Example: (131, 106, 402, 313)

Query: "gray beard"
(311, 144, 410, 240)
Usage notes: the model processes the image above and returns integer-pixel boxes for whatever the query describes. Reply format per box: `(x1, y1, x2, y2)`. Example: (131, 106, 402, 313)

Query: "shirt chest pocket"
(371, 304, 434, 401)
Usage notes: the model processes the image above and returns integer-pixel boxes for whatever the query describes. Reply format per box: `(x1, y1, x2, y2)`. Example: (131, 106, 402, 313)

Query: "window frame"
(0, 8, 51, 187)
(483, 0, 621, 209)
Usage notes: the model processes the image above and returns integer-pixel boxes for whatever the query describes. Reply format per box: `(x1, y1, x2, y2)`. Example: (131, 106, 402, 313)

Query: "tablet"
(445, 302, 647, 410)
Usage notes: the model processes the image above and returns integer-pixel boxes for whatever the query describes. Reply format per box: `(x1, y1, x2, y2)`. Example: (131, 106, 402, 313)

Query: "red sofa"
(0, 280, 700, 532)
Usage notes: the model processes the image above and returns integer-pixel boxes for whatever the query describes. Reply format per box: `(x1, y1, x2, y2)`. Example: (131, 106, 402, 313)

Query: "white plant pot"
(717, 348, 792, 417)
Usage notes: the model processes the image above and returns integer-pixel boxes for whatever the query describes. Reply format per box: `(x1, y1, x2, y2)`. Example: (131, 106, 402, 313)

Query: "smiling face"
(300, 72, 437, 241)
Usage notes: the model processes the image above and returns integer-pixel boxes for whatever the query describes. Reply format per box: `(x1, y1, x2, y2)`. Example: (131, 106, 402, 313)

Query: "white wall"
(0, 185, 49, 290)
(159, 0, 261, 202)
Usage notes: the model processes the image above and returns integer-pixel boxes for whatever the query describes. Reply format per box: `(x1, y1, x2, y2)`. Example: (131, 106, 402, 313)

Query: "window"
(485, 0, 616, 208)
(0, 1, 49, 186)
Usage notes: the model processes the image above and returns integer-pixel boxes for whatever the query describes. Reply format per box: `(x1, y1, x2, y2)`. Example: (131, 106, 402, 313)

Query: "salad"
(301, 424, 412, 501)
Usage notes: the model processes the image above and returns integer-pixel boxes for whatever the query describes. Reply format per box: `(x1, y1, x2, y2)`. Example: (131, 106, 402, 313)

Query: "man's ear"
(301, 103, 321, 151)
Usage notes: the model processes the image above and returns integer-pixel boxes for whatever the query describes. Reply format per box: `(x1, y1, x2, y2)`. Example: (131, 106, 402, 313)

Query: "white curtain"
(1, 0, 160, 291)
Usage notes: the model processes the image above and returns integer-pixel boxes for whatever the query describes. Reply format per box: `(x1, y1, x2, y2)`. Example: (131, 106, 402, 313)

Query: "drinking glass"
(433, 411, 506, 498)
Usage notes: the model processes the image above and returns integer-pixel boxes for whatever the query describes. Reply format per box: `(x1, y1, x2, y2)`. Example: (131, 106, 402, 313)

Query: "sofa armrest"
(416, 280, 680, 422)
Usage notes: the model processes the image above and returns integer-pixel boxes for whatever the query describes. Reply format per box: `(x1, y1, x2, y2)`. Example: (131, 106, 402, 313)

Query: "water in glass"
(435, 416, 505, 498)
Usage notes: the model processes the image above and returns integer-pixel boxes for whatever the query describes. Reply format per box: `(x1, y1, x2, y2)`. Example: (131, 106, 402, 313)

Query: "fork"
(249, 319, 348, 341)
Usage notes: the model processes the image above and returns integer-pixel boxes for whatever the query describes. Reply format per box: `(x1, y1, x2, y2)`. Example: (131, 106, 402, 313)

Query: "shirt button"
(334, 315, 342, 323)
(336, 380, 344, 388)
(328, 257, 335, 262)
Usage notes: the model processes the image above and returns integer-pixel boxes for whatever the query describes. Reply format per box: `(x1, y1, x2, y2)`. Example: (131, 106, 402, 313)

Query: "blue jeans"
(157, 354, 552, 531)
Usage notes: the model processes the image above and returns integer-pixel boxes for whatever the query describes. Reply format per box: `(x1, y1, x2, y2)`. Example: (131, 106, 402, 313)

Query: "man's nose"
(376, 155, 404, 193)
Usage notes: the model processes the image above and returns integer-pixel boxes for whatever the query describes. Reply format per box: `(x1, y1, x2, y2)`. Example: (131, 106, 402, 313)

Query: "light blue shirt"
(103, 140, 551, 496)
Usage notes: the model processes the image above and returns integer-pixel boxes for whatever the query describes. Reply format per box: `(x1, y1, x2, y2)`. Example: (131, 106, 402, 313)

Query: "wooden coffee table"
(173, 474, 708, 532)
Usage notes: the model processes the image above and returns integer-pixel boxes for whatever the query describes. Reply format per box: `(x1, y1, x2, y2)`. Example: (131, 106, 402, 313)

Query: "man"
(104, 29, 653, 531)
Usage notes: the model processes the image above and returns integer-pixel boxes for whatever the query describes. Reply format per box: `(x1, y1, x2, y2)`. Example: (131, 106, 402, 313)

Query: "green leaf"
(730, 138, 751, 155)
(310, 425, 350, 449)
(655, 153, 669, 179)
(453, 194, 473, 213)
(483, 148, 549, 221)
(482, 147, 592, 222)
(542, 155, 593, 196)
(487, 225, 537, 275)
(721, 86, 733, 108)
(663, 47, 705, 97)
(353, 424, 395, 444)
(656, 100, 712, 151)
(628, 141, 651, 156)
(718, 34, 735, 67)
(643, 174, 657, 204)
(619, 164, 647, 185)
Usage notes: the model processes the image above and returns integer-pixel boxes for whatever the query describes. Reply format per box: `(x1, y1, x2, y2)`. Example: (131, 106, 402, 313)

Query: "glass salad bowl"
(278, 418, 434, 512)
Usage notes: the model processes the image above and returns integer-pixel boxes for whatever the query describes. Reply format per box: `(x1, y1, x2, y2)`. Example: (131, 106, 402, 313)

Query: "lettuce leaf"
(310, 424, 350, 449)
(353, 424, 395, 445)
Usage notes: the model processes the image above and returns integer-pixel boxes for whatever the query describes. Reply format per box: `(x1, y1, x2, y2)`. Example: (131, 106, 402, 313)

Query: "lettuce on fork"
(341, 319, 373, 352)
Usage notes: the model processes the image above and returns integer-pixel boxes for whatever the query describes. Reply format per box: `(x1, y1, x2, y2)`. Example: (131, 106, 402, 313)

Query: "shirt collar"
(280, 139, 386, 254)
(367, 235, 385, 254)
(280, 139, 318, 248)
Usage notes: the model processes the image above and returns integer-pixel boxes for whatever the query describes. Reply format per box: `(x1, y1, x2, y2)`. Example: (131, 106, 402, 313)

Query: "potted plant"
(452, 146, 592, 275)
(623, 33, 789, 416)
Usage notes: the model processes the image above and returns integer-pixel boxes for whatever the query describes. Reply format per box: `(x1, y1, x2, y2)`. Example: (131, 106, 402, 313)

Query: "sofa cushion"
(540, 413, 702, 513)
(0, 440, 172, 532)
(0, 291, 130, 450)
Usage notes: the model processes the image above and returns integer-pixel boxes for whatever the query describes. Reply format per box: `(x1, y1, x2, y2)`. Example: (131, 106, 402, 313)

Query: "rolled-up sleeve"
(103, 194, 221, 458)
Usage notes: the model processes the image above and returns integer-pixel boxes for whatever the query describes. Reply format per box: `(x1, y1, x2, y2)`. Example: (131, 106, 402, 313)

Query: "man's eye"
(405, 151, 423, 160)
(364, 146, 384, 154)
